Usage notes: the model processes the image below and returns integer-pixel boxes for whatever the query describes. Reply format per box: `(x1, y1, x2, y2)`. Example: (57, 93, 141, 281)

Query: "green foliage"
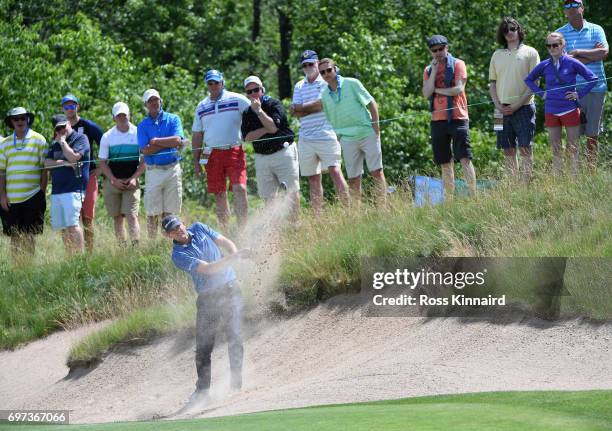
(0, 0, 610, 197)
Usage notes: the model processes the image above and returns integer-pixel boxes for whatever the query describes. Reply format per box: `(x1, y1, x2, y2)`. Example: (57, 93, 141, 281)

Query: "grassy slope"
(66, 170, 611, 364)
(3, 391, 611, 431)
(279, 170, 612, 314)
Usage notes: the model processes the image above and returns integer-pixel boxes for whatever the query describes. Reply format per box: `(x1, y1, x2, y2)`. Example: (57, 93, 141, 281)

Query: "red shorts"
(205, 146, 247, 193)
(545, 109, 581, 128)
(80, 172, 98, 220)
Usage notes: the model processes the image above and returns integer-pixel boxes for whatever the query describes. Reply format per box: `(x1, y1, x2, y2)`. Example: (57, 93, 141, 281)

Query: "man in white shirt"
(99, 102, 144, 245)
(290, 50, 349, 213)
(192, 70, 251, 227)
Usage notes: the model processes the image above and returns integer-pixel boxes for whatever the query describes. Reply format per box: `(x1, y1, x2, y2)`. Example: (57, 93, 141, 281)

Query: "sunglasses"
(62, 104, 77, 110)
(302, 62, 316, 68)
(55, 125, 67, 132)
(12, 116, 28, 122)
(246, 87, 261, 95)
(207, 81, 221, 86)
(504, 26, 518, 34)
(319, 67, 334, 76)
(430, 46, 446, 53)
(563, 2, 581, 9)
(546, 43, 561, 49)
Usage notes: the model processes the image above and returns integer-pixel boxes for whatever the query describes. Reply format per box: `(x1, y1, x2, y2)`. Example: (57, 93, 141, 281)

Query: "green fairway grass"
(3, 390, 611, 431)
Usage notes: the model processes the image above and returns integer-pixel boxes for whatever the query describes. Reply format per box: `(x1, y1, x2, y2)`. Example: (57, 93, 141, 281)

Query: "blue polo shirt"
(556, 20, 608, 93)
(46, 131, 90, 194)
(171, 223, 236, 294)
(137, 109, 184, 166)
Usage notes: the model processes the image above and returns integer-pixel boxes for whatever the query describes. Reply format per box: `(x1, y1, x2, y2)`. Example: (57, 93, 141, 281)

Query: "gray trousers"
(195, 282, 243, 390)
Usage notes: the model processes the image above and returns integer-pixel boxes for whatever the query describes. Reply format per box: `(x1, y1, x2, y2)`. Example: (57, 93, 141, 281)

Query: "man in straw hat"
(0, 107, 48, 262)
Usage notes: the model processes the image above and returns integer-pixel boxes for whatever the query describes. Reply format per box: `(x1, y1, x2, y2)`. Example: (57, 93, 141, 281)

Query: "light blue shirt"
(556, 20, 608, 93)
(171, 223, 236, 294)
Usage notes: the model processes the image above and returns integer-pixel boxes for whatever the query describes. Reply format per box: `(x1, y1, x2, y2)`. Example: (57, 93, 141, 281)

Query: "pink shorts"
(545, 109, 581, 128)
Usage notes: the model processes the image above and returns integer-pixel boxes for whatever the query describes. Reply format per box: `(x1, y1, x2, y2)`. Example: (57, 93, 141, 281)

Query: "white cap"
(143, 88, 161, 103)
(243, 75, 263, 88)
(112, 102, 130, 117)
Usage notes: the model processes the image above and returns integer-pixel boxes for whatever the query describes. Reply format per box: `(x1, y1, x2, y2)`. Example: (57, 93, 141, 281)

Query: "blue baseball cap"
(299, 50, 318, 64)
(161, 214, 182, 233)
(205, 69, 223, 82)
(61, 94, 79, 105)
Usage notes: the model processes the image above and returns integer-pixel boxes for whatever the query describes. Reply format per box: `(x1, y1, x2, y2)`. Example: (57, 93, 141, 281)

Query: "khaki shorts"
(144, 163, 182, 216)
(254, 144, 300, 199)
(340, 132, 383, 179)
(297, 137, 342, 177)
(103, 177, 141, 217)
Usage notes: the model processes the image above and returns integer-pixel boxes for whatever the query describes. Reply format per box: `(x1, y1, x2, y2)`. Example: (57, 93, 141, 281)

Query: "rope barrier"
(1, 76, 610, 176)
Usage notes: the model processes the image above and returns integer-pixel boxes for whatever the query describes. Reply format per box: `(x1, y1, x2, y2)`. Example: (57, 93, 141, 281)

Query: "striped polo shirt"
(99, 123, 140, 179)
(292, 75, 336, 141)
(192, 90, 250, 148)
(0, 129, 47, 203)
(556, 20, 608, 93)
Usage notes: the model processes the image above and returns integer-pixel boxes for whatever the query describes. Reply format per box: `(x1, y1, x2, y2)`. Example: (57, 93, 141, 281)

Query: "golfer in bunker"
(162, 214, 251, 410)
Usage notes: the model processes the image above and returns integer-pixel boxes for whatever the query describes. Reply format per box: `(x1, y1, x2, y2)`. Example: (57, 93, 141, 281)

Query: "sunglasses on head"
(430, 46, 446, 53)
(319, 67, 334, 76)
(504, 26, 518, 34)
(563, 2, 581, 9)
(546, 43, 561, 49)
(62, 104, 77, 110)
(207, 81, 221, 86)
(246, 87, 261, 95)
(12, 116, 28, 122)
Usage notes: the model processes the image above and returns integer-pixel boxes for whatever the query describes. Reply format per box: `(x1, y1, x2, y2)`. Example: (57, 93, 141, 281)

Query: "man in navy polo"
(163, 214, 250, 411)
(137, 89, 185, 238)
(44, 114, 90, 254)
(61, 94, 103, 253)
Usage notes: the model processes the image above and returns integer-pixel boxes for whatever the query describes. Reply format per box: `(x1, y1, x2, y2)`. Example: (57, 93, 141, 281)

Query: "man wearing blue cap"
(290, 50, 349, 213)
(61, 94, 103, 253)
(162, 214, 251, 411)
(192, 70, 251, 227)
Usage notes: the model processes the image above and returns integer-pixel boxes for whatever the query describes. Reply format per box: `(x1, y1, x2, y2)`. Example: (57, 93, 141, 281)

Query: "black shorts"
(0, 190, 46, 236)
(430, 120, 472, 165)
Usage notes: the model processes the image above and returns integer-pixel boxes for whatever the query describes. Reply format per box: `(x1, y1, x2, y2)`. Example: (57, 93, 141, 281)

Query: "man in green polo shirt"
(299, 58, 387, 203)
(0, 107, 48, 262)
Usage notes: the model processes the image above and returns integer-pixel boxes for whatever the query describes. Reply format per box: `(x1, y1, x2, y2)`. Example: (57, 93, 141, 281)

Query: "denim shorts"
(50, 191, 83, 230)
(496, 104, 536, 149)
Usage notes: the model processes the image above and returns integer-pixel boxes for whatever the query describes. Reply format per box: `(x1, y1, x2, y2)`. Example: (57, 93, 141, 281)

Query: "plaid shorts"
(496, 104, 536, 149)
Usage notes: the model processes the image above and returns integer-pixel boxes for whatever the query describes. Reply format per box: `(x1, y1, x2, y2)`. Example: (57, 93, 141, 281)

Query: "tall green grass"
(0, 235, 191, 350)
(279, 169, 612, 316)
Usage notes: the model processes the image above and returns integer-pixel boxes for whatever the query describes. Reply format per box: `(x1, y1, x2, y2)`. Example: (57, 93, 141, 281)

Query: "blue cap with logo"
(61, 94, 79, 105)
(205, 69, 223, 82)
(299, 50, 318, 64)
